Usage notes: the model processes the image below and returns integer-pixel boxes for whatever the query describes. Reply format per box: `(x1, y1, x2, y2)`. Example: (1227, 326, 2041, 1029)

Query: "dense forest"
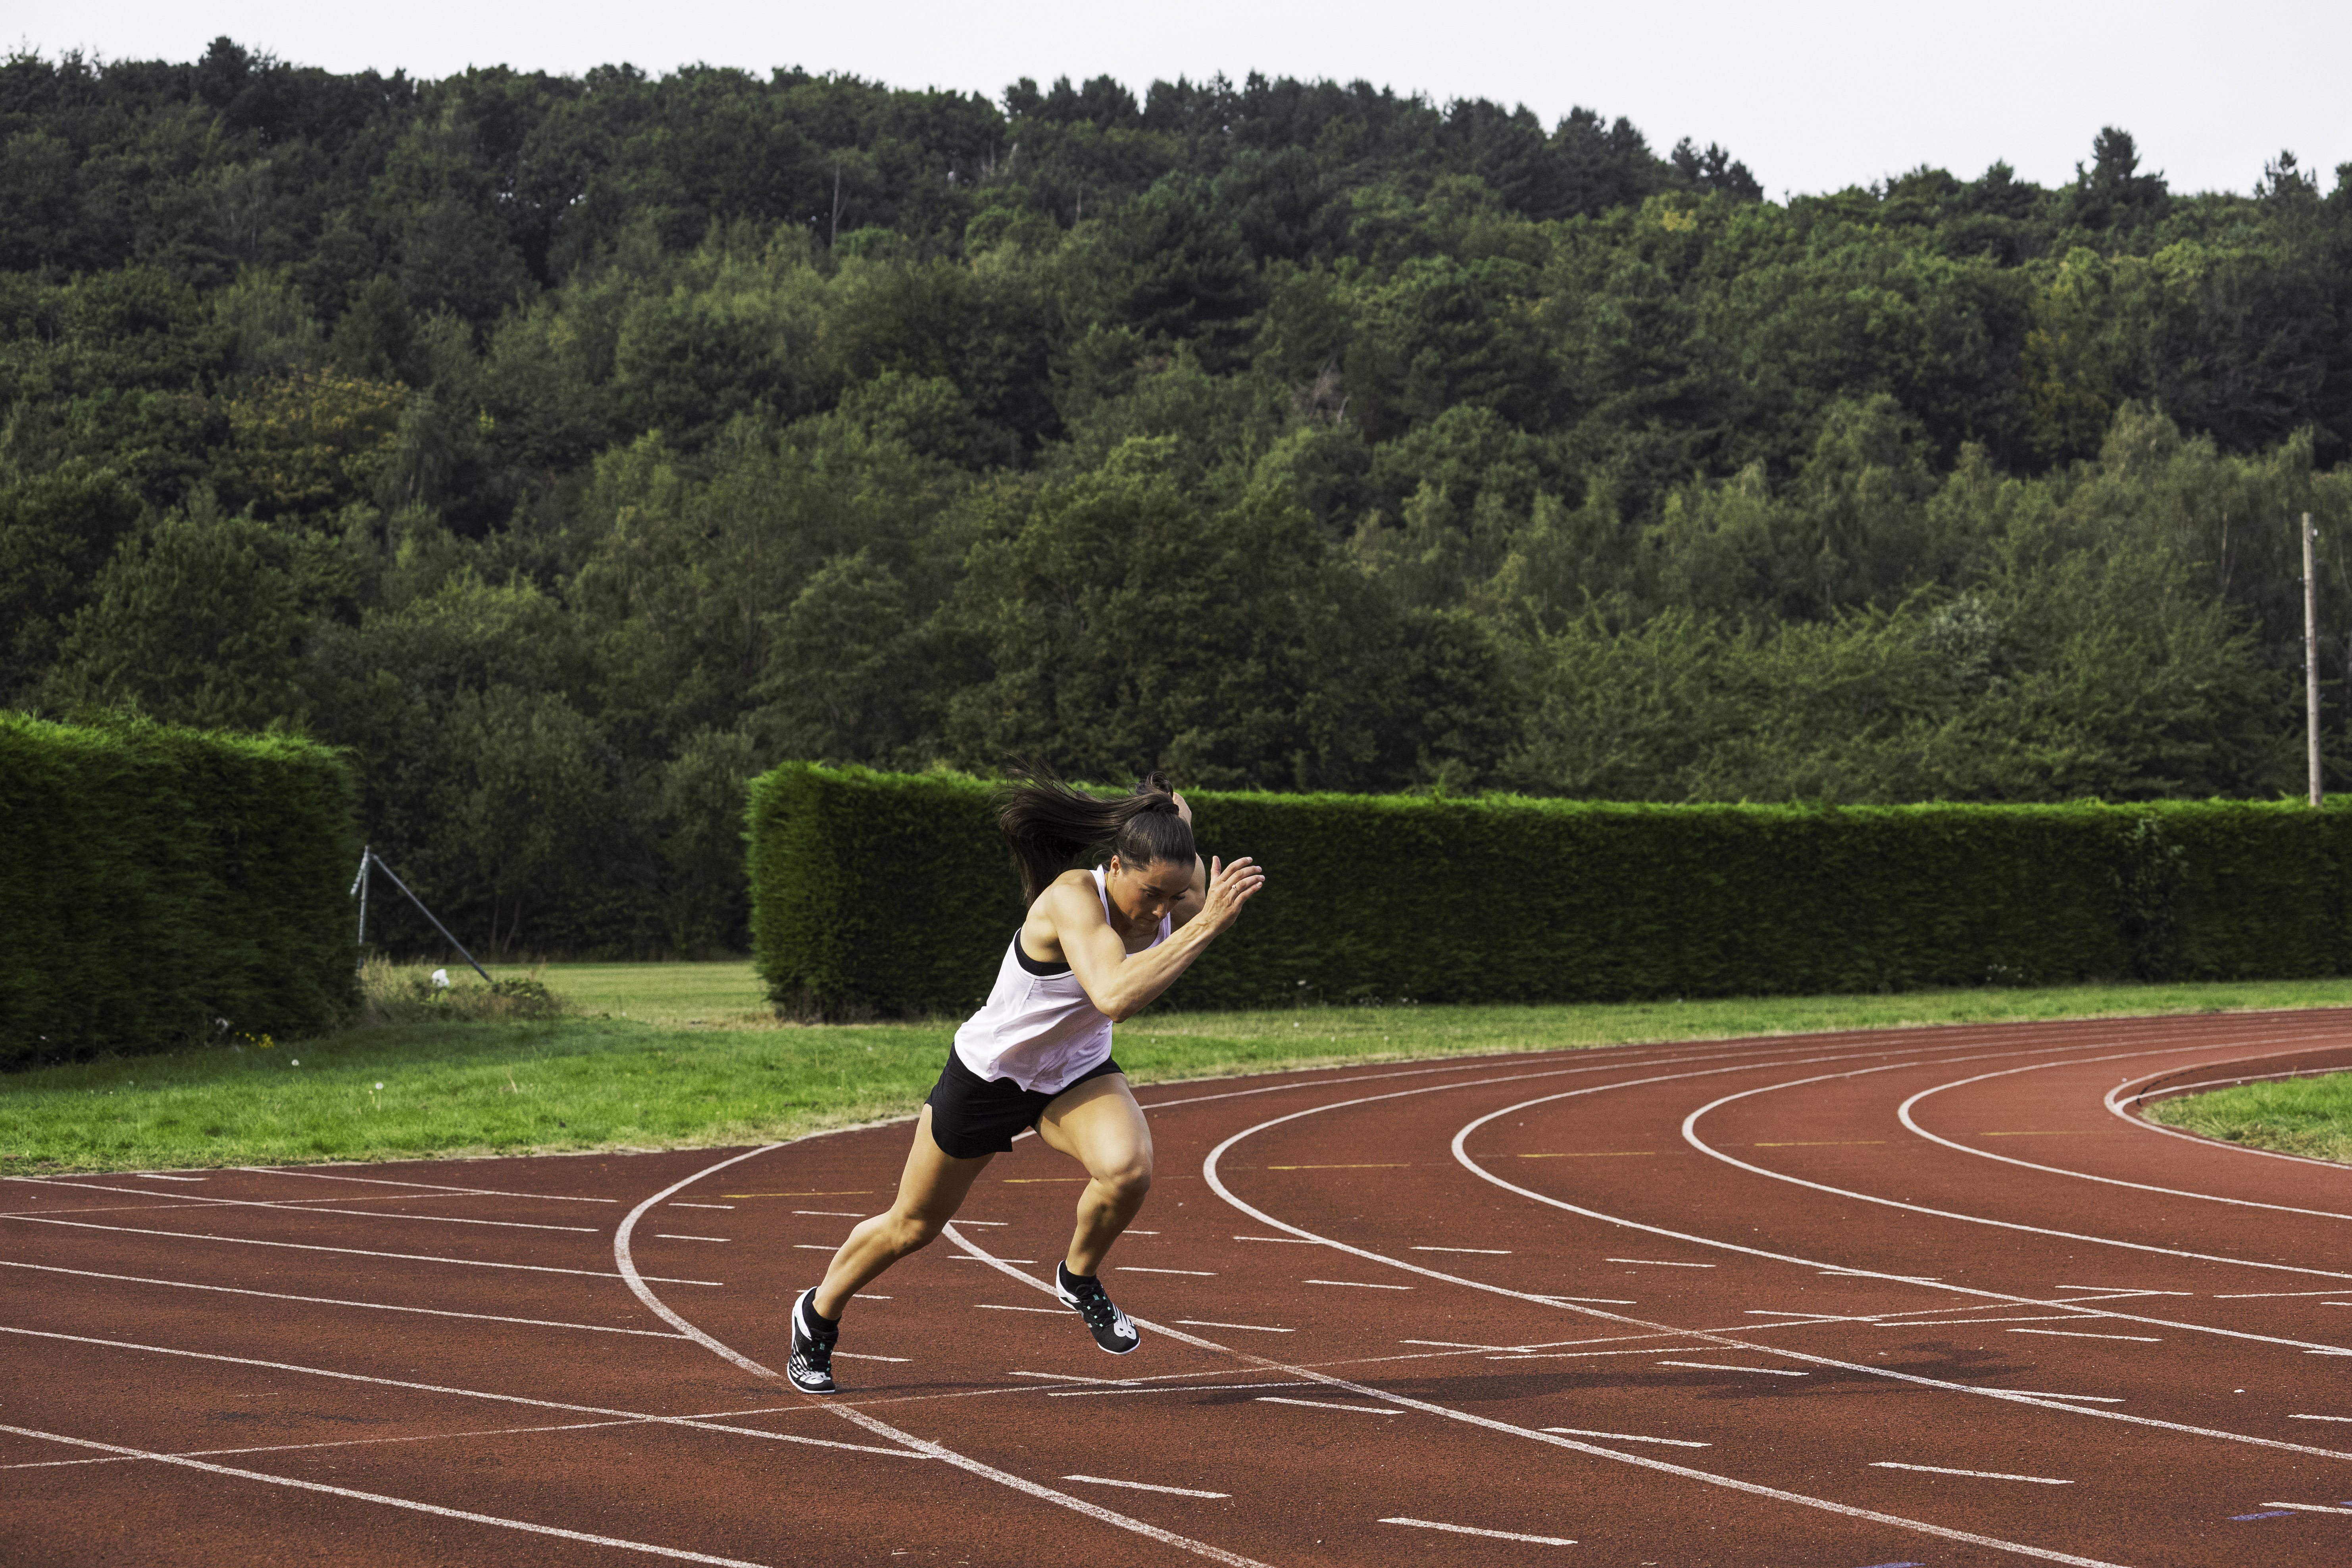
(6, 38, 2352, 957)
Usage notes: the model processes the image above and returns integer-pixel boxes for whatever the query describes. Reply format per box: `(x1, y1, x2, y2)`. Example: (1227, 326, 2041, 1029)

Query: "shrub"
(747, 762, 2352, 1018)
(0, 714, 360, 1066)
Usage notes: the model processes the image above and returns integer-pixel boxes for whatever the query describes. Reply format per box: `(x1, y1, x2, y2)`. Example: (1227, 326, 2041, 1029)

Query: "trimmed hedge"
(0, 715, 360, 1066)
(748, 763, 2352, 1019)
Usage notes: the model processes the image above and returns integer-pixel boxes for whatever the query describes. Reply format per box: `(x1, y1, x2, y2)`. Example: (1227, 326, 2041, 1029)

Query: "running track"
(8, 1010, 2352, 1566)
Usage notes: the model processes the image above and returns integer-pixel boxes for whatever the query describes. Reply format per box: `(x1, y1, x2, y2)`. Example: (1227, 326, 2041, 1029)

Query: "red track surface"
(9, 1010, 2352, 1566)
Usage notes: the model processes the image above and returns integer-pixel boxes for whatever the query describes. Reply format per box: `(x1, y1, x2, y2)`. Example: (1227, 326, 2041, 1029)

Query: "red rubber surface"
(8, 1010, 2352, 1566)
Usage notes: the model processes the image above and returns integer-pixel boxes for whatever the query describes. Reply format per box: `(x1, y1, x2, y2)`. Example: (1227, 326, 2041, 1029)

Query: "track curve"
(8, 1008, 2352, 1565)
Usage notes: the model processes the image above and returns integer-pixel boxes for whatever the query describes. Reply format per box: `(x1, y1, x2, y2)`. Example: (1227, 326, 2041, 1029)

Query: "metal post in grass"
(349, 844, 373, 972)
(356, 850, 494, 986)
(2305, 511, 2323, 807)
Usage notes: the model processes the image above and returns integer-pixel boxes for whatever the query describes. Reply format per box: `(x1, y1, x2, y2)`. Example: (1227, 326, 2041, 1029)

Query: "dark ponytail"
(997, 765, 1196, 902)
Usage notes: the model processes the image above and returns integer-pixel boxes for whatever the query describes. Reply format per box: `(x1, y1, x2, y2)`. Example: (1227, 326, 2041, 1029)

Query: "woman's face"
(1106, 856, 1193, 928)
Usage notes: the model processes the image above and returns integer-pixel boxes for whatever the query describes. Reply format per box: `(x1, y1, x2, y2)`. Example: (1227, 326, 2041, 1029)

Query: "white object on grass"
(431, 969, 450, 988)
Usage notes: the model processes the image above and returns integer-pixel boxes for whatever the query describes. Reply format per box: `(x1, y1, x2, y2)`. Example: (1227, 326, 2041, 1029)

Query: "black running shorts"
(923, 1047, 1125, 1160)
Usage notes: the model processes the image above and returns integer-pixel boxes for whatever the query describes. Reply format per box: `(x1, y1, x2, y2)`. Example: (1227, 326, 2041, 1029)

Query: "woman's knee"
(1097, 1161, 1152, 1205)
(888, 1211, 945, 1252)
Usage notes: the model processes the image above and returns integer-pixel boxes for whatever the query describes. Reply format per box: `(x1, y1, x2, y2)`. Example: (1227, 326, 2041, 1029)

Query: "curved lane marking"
(1895, 1046, 2352, 1219)
(612, 1145, 1279, 1568)
(946, 1221, 2137, 1568)
(2106, 1062, 2352, 1170)
(1181, 1043, 2352, 1464)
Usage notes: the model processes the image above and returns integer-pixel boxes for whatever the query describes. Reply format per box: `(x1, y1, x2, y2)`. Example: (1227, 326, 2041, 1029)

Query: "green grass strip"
(2143, 1071, 2352, 1164)
(4, 964, 2350, 1175)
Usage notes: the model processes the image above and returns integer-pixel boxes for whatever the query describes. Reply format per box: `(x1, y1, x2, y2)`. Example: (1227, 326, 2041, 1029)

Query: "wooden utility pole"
(2305, 511, 2322, 806)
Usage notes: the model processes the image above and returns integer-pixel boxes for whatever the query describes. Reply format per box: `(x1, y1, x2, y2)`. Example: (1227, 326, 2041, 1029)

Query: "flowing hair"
(997, 765, 1196, 902)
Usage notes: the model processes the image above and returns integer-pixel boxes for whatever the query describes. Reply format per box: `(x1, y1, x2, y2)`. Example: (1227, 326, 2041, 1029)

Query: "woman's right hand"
(1200, 854, 1265, 930)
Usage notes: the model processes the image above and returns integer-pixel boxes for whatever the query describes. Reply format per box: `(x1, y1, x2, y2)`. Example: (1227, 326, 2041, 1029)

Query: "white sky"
(22, 0, 2350, 199)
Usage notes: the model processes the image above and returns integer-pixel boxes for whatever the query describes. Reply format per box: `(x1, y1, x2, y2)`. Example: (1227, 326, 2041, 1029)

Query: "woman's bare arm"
(1045, 856, 1264, 1022)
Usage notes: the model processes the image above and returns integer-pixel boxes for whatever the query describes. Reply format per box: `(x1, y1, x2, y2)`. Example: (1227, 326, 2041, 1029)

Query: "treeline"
(5, 39, 2352, 958)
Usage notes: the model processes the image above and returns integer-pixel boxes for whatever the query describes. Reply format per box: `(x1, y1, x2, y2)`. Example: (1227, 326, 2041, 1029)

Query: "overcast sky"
(22, 0, 2350, 200)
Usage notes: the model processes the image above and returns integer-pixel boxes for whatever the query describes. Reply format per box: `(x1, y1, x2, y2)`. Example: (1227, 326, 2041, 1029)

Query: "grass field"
(2142, 1070, 2352, 1163)
(4, 962, 2349, 1175)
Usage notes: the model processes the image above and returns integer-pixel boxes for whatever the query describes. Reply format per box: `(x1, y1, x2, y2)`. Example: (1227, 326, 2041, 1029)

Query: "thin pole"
(366, 852, 494, 985)
(349, 845, 372, 972)
(2305, 511, 2322, 807)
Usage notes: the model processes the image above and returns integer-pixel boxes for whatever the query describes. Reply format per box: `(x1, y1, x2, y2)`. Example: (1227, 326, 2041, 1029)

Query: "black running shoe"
(786, 1287, 838, 1394)
(1056, 1262, 1140, 1355)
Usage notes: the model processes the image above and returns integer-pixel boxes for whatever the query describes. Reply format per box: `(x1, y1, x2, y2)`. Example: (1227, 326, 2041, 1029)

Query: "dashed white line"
(1175, 1320, 1292, 1333)
(975, 1304, 1067, 1314)
(1608, 1258, 1715, 1268)
(671, 1203, 733, 1210)
(1542, 1426, 1710, 1448)
(1871, 1462, 2071, 1485)
(656, 1235, 729, 1243)
(1382, 1517, 1575, 1546)
(951, 1255, 1035, 1263)
(1233, 1235, 1319, 1244)
(1657, 1362, 1806, 1376)
(1998, 1390, 2123, 1403)
(1305, 1279, 1410, 1290)
(2289, 1414, 2352, 1422)
(2008, 1329, 2163, 1342)
(1064, 1474, 1229, 1499)
(2264, 1501, 2352, 1514)
(1119, 1267, 1215, 1276)
(794, 1210, 862, 1217)
(1410, 1246, 1512, 1254)
(1256, 1397, 1404, 1413)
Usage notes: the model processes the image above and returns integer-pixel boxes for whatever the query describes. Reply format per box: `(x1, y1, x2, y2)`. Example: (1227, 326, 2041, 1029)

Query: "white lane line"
(1207, 1041, 2352, 1477)
(951, 1220, 1008, 1226)
(671, 1203, 733, 1210)
(1542, 1426, 1709, 1448)
(2264, 1501, 2352, 1514)
(1746, 1309, 1842, 1317)
(1233, 1235, 1319, 1244)
(1871, 1461, 2072, 1485)
(2052, 1287, 2192, 1297)
(792, 1245, 835, 1251)
(1685, 1041, 2352, 1285)
(835, 1353, 910, 1363)
(1608, 1258, 1714, 1268)
(1402, 1339, 1517, 1351)
(1998, 1391, 2124, 1403)
(794, 1210, 862, 1217)
(1547, 1296, 1638, 1304)
(0, 1259, 683, 1337)
(235, 1168, 617, 1203)
(125, 1173, 206, 1181)
(949, 1255, 1036, 1263)
(16, 1180, 602, 1233)
(0, 1422, 771, 1566)
(1657, 1362, 1806, 1376)
(1493, 1347, 1717, 1362)
(0, 1414, 649, 1470)
(975, 1304, 1066, 1314)
(1883, 1316, 2096, 1327)
(611, 1160, 1277, 1568)
(1256, 1397, 1404, 1413)
(0, 1215, 717, 1283)
(656, 1235, 729, 1243)
(1052, 1383, 1314, 1399)
(1118, 1267, 1215, 1276)
(1305, 1279, 1410, 1290)
(985, 1186, 2150, 1568)
(1904, 1056, 2352, 1220)
(0, 1328, 921, 1456)
(1010, 1371, 1107, 1382)
(1175, 1320, 1293, 1333)
(1382, 1517, 1575, 1546)
(1451, 1057, 2352, 1354)
(1065, 1474, 1230, 1499)
(2008, 1329, 2163, 1342)
(1411, 1246, 1512, 1254)
(2216, 1290, 2348, 1298)
(2290, 1414, 2352, 1422)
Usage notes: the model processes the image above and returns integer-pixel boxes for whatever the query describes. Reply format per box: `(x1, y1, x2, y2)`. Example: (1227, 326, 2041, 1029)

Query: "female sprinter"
(785, 772, 1263, 1393)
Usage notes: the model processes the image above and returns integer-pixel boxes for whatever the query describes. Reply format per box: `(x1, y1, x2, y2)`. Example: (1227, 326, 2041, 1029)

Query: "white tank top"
(952, 867, 1171, 1094)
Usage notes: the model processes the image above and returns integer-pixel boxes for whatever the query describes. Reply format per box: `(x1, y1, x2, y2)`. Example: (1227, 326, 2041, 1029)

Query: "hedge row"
(748, 762, 2352, 1019)
(0, 715, 361, 1067)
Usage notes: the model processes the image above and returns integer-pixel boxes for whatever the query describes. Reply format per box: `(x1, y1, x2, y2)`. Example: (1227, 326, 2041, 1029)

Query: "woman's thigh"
(890, 1105, 996, 1222)
(1034, 1074, 1152, 1179)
